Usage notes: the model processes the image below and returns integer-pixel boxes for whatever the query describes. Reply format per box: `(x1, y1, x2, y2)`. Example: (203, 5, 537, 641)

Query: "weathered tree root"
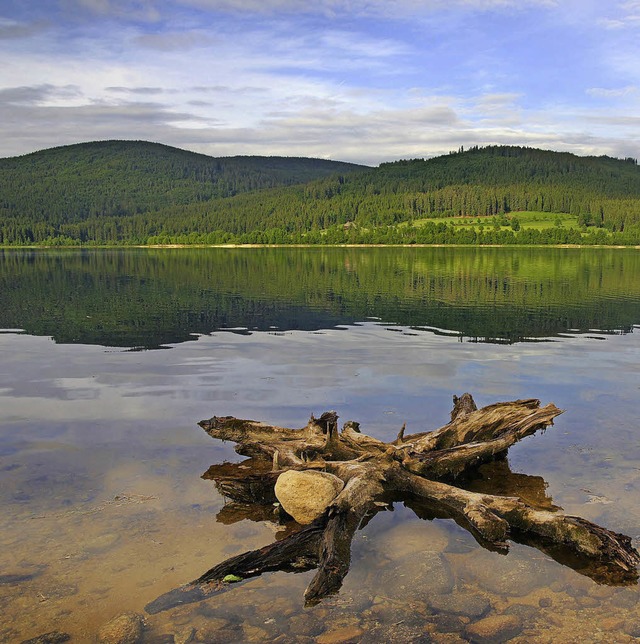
(146, 394, 639, 614)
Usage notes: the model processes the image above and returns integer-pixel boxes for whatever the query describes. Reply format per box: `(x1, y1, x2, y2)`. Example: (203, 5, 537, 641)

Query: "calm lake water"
(1, 247, 639, 643)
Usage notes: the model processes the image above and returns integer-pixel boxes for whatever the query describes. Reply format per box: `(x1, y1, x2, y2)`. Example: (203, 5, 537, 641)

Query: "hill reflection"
(1, 247, 638, 348)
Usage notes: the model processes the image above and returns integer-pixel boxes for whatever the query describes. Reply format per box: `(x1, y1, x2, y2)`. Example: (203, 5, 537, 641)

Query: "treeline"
(142, 222, 634, 246)
(1, 142, 640, 246)
(14, 218, 637, 247)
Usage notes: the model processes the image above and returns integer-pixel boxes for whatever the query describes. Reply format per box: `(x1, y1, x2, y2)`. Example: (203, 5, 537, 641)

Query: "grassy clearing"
(407, 211, 579, 231)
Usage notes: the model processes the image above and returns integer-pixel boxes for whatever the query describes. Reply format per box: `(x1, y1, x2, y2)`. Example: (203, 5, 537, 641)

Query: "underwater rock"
(380, 551, 454, 597)
(459, 553, 552, 597)
(465, 614, 522, 643)
(429, 592, 491, 618)
(623, 619, 640, 638)
(316, 624, 365, 643)
(375, 520, 449, 558)
(502, 603, 540, 622)
(98, 612, 145, 644)
(434, 614, 466, 634)
(172, 626, 195, 644)
(288, 613, 324, 637)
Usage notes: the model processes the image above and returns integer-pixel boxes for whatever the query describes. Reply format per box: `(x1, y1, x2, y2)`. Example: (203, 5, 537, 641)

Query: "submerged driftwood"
(146, 394, 639, 613)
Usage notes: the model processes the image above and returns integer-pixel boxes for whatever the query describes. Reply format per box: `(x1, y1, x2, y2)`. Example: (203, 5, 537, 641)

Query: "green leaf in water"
(223, 574, 243, 583)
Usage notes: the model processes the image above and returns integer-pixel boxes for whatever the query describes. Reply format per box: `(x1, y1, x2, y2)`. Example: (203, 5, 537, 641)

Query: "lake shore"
(3, 242, 640, 250)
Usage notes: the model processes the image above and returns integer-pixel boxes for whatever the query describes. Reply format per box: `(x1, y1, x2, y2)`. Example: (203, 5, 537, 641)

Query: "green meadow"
(409, 211, 579, 232)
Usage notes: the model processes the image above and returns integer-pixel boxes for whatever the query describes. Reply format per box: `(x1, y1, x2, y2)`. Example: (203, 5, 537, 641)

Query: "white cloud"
(620, 0, 640, 14)
(177, 0, 558, 17)
(133, 31, 215, 51)
(597, 0, 640, 29)
(61, 0, 162, 21)
(51, 0, 562, 24)
(106, 86, 173, 95)
(0, 18, 49, 39)
(587, 85, 639, 98)
(599, 16, 640, 29)
(0, 84, 83, 106)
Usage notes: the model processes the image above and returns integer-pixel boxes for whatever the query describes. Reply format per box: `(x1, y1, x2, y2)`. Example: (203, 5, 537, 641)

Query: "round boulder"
(98, 612, 144, 644)
(465, 614, 522, 643)
(274, 470, 344, 524)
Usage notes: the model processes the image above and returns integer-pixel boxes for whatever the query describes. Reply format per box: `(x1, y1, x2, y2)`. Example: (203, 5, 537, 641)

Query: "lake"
(1, 246, 639, 643)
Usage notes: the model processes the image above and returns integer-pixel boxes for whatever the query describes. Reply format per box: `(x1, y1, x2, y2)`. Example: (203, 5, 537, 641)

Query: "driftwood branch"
(146, 394, 639, 613)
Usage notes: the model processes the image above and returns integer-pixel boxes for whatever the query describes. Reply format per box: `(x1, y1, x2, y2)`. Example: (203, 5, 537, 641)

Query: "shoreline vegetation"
(5, 236, 640, 251)
(2, 141, 640, 248)
(4, 242, 640, 250)
(4, 211, 640, 249)
(3, 208, 640, 248)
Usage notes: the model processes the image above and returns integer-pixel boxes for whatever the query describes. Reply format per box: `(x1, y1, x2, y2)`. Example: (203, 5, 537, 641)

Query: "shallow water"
(1, 247, 640, 642)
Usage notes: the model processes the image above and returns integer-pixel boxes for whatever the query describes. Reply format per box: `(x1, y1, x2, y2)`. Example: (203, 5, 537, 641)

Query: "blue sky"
(1, 0, 639, 164)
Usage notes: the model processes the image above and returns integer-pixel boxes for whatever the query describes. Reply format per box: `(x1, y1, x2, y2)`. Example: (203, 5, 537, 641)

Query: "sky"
(1, 0, 639, 166)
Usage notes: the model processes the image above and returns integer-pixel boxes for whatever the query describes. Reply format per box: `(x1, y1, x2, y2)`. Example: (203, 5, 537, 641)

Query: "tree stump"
(146, 394, 639, 614)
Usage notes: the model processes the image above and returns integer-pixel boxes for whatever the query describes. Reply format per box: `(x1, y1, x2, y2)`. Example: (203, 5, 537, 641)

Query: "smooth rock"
(459, 554, 551, 597)
(274, 470, 344, 524)
(502, 603, 539, 622)
(549, 581, 567, 593)
(242, 625, 271, 641)
(589, 584, 614, 600)
(173, 626, 195, 644)
(194, 626, 242, 643)
(379, 550, 454, 597)
(564, 583, 588, 598)
(168, 606, 199, 626)
(288, 613, 324, 637)
(576, 596, 600, 609)
(435, 614, 466, 634)
(429, 592, 491, 618)
(613, 590, 637, 609)
(600, 617, 625, 632)
(375, 520, 449, 558)
(98, 612, 145, 644)
(369, 601, 418, 624)
(623, 619, 640, 638)
(429, 633, 468, 644)
(544, 613, 564, 628)
(316, 625, 365, 643)
(465, 614, 522, 643)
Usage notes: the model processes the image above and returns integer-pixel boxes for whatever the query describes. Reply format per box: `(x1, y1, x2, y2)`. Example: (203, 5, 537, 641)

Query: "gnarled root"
(146, 394, 638, 613)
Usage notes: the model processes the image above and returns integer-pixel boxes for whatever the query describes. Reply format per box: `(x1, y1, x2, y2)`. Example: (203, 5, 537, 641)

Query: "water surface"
(1, 247, 639, 642)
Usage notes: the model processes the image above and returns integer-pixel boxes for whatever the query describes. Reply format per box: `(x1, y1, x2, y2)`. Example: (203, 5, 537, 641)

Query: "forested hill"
(1, 142, 640, 246)
(373, 146, 640, 196)
(0, 139, 367, 234)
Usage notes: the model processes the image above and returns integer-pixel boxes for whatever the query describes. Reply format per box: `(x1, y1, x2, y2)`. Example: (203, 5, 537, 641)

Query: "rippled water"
(1, 247, 640, 642)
